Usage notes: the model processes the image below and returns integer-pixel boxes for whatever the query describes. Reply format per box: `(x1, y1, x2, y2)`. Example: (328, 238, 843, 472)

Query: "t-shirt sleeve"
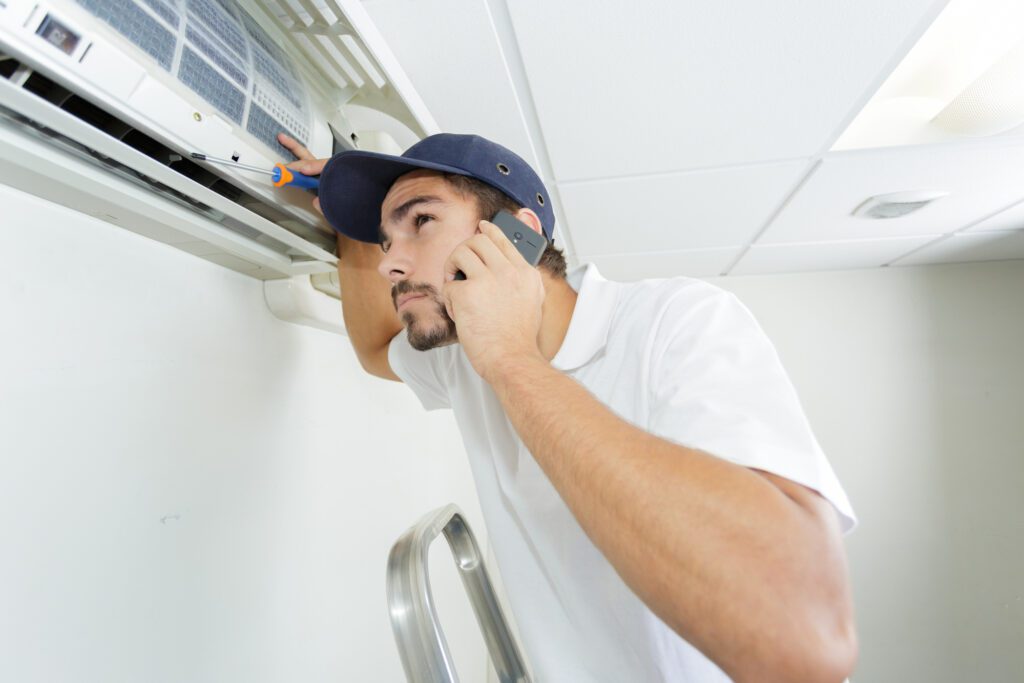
(387, 331, 452, 411)
(647, 286, 857, 533)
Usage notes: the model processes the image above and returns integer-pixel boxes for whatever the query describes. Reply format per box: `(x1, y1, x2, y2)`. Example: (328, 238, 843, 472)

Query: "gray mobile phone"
(454, 210, 548, 280)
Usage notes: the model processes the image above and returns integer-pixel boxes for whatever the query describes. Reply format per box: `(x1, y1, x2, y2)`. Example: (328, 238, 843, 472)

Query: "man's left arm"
(486, 353, 857, 683)
(442, 222, 858, 683)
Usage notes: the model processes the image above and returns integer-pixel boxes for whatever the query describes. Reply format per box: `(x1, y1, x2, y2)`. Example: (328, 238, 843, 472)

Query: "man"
(279, 132, 858, 682)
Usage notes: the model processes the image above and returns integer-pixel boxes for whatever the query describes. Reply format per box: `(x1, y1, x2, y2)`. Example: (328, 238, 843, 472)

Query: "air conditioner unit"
(0, 0, 436, 333)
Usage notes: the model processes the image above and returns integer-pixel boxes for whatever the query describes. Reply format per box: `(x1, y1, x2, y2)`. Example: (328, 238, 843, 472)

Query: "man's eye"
(414, 214, 433, 227)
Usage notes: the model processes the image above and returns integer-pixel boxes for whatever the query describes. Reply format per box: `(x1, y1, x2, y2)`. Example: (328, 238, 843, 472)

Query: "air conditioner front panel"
(0, 0, 342, 231)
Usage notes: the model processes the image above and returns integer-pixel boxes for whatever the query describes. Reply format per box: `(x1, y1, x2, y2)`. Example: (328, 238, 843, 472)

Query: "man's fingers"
(275, 132, 325, 216)
(444, 242, 487, 281)
(479, 220, 529, 266)
(277, 132, 316, 162)
(277, 130, 327, 185)
(443, 294, 456, 322)
(285, 158, 328, 176)
(446, 233, 513, 281)
(463, 231, 513, 272)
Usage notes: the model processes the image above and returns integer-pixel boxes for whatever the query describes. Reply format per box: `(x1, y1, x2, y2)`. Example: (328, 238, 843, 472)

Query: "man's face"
(378, 170, 480, 351)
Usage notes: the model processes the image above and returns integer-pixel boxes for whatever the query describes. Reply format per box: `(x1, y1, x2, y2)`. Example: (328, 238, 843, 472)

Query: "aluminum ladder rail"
(386, 504, 531, 683)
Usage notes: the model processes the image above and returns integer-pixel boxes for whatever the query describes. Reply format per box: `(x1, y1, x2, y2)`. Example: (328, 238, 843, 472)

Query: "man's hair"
(441, 173, 567, 279)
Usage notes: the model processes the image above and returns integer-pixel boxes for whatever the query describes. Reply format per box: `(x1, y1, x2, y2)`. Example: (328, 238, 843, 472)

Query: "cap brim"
(318, 150, 476, 243)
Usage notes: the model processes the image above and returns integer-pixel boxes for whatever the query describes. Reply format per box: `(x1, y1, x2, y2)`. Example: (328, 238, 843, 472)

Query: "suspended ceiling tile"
(582, 247, 739, 282)
(558, 160, 810, 256)
(963, 198, 1024, 232)
(731, 235, 937, 276)
(760, 140, 1024, 244)
(507, 0, 946, 181)
(362, 0, 539, 167)
(892, 230, 1024, 266)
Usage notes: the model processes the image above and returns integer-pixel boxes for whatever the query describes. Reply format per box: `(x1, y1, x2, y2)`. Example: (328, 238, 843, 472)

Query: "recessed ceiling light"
(851, 190, 949, 219)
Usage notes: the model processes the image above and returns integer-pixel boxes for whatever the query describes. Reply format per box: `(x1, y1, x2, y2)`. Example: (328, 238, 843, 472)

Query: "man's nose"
(378, 242, 412, 284)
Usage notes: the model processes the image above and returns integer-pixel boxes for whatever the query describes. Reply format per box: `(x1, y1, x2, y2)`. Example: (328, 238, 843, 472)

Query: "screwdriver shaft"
(190, 153, 272, 175)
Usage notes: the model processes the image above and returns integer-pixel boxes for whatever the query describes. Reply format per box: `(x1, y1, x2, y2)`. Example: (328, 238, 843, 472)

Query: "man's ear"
(513, 207, 544, 236)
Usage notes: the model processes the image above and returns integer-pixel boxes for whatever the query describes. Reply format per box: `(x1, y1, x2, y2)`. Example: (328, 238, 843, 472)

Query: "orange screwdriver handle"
(271, 163, 320, 190)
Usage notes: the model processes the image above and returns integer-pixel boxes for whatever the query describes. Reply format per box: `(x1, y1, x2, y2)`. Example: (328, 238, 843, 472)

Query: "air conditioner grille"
(67, 0, 313, 159)
(74, 0, 176, 70)
(142, 0, 180, 29)
(186, 0, 246, 57)
(178, 45, 245, 124)
(185, 24, 247, 86)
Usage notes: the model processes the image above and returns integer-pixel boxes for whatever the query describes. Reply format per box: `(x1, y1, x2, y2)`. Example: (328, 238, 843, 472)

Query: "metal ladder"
(386, 504, 532, 683)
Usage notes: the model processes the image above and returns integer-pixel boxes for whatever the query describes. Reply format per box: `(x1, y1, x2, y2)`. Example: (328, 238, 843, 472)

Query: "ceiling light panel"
(835, 0, 1024, 149)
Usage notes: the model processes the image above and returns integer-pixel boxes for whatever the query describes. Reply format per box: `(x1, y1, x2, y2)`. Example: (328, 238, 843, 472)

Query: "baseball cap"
(317, 133, 555, 244)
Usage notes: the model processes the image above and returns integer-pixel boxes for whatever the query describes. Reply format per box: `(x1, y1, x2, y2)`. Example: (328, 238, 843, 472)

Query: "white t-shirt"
(388, 263, 856, 682)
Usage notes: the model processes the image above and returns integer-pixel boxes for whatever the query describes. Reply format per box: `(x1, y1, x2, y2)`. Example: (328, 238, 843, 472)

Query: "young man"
(280, 132, 858, 683)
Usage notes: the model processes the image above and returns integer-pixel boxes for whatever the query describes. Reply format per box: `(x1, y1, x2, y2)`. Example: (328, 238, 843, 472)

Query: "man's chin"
(404, 315, 458, 352)
(407, 328, 459, 352)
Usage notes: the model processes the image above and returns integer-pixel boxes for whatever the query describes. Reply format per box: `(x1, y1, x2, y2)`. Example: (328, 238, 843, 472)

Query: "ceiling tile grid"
(731, 235, 939, 276)
(963, 197, 1024, 233)
(361, 0, 541, 172)
(585, 247, 740, 281)
(506, 0, 948, 181)
(758, 139, 1024, 245)
(892, 230, 1024, 266)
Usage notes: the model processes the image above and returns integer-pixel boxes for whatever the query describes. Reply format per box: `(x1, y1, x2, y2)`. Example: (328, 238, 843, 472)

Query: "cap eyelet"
(536, 193, 545, 206)
(496, 162, 510, 175)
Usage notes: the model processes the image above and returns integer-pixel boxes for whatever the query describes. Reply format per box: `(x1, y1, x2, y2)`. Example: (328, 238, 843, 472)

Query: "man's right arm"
(335, 233, 403, 382)
(277, 132, 402, 382)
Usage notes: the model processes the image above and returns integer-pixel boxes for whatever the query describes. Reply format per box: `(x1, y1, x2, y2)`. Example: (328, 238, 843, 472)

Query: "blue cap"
(318, 133, 555, 244)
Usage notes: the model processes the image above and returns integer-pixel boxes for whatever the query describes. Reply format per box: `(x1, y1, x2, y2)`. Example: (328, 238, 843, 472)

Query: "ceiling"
(360, 0, 1024, 278)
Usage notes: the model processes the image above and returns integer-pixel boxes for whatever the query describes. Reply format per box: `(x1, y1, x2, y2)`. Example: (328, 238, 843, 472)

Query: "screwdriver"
(189, 153, 320, 190)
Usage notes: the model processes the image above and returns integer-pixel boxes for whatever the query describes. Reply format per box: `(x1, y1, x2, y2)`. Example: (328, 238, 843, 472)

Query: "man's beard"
(392, 281, 458, 351)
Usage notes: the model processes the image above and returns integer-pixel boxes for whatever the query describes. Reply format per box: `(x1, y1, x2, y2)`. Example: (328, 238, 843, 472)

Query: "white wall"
(706, 259, 1024, 682)
(0, 185, 489, 682)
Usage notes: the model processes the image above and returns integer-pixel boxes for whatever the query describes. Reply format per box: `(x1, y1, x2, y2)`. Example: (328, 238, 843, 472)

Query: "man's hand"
(443, 220, 547, 382)
(277, 132, 328, 215)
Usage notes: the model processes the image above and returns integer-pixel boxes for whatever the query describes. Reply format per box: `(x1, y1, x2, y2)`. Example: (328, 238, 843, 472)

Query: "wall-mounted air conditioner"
(0, 0, 436, 332)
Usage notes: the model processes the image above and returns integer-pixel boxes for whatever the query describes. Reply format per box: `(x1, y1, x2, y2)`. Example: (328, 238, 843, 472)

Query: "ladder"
(387, 504, 532, 683)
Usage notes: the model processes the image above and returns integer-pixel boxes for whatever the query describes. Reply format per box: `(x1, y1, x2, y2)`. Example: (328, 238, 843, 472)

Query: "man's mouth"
(396, 293, 428, 310)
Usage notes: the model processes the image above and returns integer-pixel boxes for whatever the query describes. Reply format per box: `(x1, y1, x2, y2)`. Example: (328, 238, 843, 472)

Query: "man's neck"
(537, 272, 579, 362)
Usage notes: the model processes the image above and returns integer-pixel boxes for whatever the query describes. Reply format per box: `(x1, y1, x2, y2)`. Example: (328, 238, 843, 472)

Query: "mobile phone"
(453, 210, 548, 280)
